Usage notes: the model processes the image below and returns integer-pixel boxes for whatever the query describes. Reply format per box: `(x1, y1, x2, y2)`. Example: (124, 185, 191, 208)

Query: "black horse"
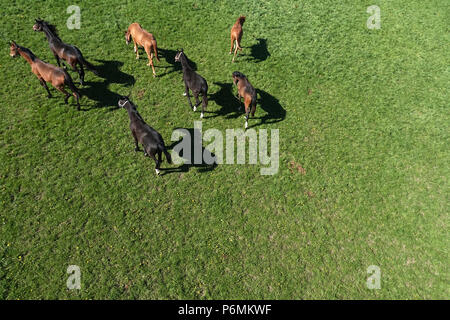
(33, 19, 98, 85)
(118, 97, 172, 175)
(174, 49, 208, 118)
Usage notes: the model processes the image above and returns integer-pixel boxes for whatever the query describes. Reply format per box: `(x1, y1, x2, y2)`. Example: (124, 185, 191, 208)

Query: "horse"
(174, 49, 208, 118)
(230, 16, 246, 62)
(10, 41, 81, 110)
(118, 97, 172, 175)
(33, 19, 98, 85)
(232, 71, 257, 129)
(125, 23, 160, 77)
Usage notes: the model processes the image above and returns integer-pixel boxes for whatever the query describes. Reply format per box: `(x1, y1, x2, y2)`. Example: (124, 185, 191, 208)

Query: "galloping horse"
(175, 49, 208, 118)
(230, 16, 246, 62)
(232, 71, 256, 129)
(10, 41, 80, 110)
(33, 19, 98, 85)
(125, 23, 160, 77)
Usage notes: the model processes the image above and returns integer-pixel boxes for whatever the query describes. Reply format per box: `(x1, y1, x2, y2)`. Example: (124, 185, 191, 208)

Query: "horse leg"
(55, 85, 72, 106)
(250, 100, 257, 118)
(237, 35, 243, 51)
(71, 62, 84, 86)
(132, 131, 139, 152)
(236, 93, 242, 111)
(244, 103, 250, 129)
(193, 92, 201, 112)
(78, 62, 85, 86)
(232, 40, 239, 62)
(201, 92, 208, 119)
(229, 36, 235, 54)
(53, 53, 61, 67)
(134, 40, 139, 59)
(145, 46, 156, 77)
(148, 149, 160, 175)
(39, 78, 52, 98)
(184, 81, 194, 110)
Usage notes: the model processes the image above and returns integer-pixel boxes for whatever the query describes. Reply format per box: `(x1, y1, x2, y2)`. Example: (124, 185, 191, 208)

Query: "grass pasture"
(0, 0, 448, 299)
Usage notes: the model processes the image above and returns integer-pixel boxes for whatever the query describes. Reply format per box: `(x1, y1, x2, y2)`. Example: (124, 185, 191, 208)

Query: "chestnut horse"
(33, 19, 98, 86)
(229, 16, 246, 62)
(125, 23, 160, 77)
(10, 41, 80, 110)
(232, 71, 256, 129)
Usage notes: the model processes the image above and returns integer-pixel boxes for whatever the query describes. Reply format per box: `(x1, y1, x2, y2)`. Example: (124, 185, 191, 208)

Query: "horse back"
(34, 60, 64, 81)
(129, 23, 156, 46)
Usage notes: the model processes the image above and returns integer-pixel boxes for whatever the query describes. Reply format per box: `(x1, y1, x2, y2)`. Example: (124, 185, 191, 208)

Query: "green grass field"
(0, 0, 448, 299)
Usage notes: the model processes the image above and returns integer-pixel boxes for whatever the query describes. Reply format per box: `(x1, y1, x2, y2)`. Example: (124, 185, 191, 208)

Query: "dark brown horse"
(175, 49, 208, 118)
(232, 71, 256, 129)
(10, 41, 80, 110)
(118, 97, 172, 175)
(230, 16, 246, 62)
(33, 19, 98, 85)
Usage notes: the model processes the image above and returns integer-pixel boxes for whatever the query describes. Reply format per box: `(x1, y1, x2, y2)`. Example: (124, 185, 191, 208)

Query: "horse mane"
(41, 20, 62, 41)
(18, 45, 36, 62)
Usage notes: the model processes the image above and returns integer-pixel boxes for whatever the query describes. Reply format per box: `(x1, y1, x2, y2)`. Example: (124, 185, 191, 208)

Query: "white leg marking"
(155, 169, 160, 175)
(200, 112, 204, 119)
(193, 106, 197, 112)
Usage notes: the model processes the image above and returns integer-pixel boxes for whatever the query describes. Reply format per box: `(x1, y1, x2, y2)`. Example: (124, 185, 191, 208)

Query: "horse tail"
(152, 41, 160, 62)
(74, 47, 99, 75)
(159, 143, 172, 164)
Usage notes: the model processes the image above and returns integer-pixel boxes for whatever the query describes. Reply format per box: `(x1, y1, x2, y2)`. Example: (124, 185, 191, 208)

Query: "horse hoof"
(182, 92, 187, 96)
(153, 74, 156, 78)
(193, 106, 197, 112)
(155, 169, 160, 175)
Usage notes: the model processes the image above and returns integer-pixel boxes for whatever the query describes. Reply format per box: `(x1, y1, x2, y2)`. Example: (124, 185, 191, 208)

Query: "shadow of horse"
(203, 82, 241, 119)
(160, 128, 217, 175)
(79, 59, 135, 110)
(155, 48, 198, 78)
(247, 89, 286, 129)
(245, 38, 270, 63)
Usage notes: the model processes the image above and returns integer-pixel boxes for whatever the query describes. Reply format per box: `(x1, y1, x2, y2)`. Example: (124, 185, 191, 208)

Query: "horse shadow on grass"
(239, 38, 270, 63)
(154, 48, 198, 78)
(203, 82, 241, 120)
(159, 128, 217, 175)
(79, 59, 135, 110)
(247, 89, 286, 129)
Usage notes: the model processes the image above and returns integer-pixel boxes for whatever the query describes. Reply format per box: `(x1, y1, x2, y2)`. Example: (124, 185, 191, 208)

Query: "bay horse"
(232, 71, 256, 129)
(125, 23, 160, 77)
(230, 16, 246, 62)
(118, 97, 172, 175)
(10, 41, 81, 110)
(33, 19, 98, 85)
(174, 49, 208, 118)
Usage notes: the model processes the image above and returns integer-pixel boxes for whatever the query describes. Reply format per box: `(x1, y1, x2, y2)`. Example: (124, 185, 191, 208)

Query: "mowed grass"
(0, 0, 448, 299)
